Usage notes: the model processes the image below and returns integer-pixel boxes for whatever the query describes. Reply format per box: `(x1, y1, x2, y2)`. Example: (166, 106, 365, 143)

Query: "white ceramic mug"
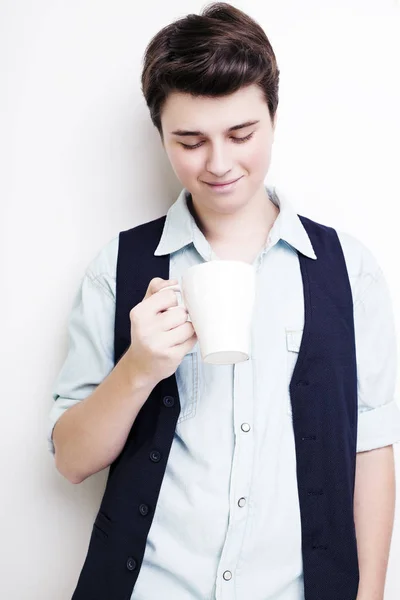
(164, 260, 256, 365)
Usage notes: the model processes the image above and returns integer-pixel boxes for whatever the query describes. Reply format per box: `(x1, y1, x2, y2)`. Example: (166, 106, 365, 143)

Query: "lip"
(205, 177, 242, 186)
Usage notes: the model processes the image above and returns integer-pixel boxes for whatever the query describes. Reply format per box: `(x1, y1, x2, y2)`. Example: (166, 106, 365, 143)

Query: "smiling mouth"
(204, 177, 242, 186)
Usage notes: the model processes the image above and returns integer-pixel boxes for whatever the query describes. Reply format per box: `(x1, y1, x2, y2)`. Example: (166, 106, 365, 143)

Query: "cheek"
(245, 142, 272, 172)
(169, 148, 202, 179)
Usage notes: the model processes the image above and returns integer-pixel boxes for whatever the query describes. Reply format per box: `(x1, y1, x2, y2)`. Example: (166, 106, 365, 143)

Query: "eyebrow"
(170, 120, 260, 137)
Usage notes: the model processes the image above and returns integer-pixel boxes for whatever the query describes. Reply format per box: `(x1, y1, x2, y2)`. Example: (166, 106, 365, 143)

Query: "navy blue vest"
(71, 215, 359, 600)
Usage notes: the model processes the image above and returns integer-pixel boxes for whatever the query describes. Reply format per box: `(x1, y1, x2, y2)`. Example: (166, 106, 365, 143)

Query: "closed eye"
(180, 132, 255, 150)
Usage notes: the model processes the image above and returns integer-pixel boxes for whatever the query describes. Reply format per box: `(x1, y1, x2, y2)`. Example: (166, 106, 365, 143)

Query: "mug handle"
(161, 284, 192, 322)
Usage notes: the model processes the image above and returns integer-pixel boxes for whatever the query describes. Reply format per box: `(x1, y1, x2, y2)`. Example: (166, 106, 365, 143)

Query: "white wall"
(2, 1, 399, 598)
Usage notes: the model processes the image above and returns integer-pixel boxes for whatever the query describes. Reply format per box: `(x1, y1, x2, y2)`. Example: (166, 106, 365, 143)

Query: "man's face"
(160, 84, 276, 215)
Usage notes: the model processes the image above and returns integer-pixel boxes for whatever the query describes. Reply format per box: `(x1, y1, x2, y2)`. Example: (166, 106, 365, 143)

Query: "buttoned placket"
(213, 245, 275, 599)
(215, 356, 255, 599)
(188, 210, 277, 598)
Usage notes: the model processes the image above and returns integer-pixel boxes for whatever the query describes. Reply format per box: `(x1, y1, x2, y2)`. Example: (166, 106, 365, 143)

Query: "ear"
(272, 110, 278, 130)
(271, 110, 278, 142)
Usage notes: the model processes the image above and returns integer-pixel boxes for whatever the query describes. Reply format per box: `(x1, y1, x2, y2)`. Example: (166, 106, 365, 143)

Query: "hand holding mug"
(124, 278, 197, 387)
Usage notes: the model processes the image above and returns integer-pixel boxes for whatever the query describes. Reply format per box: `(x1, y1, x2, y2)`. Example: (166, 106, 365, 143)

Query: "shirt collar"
(267, 186, 317, 260)
(154, 188, 197, 257)
(154, 184, 317, 260)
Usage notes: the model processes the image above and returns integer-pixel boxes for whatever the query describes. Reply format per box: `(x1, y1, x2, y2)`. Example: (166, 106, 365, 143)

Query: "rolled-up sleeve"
(47, 243, 117, 455)
(354, 265, 400, 452)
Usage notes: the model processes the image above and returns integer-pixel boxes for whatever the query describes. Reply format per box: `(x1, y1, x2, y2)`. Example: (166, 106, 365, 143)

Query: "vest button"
(296, 380, 309, 387)
(150, 450, 161, 462)
(139, 503, 149, 516)
(163, 395, 175, 407)
(312, 543, 328, 550)
(126, 557, 137, 571)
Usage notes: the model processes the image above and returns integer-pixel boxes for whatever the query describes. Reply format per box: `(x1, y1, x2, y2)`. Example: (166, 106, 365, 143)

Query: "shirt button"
(126, 557, 137, 571)
(149, 450, 161, 462)
(241, 423, 251, 432)
(139, 503, 149, 516)
(223, 570, 232, 581)
(238, 497, 246, 507)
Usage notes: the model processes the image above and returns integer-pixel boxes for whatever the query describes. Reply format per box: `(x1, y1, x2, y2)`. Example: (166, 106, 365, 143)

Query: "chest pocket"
(286, 328, 304, 416)
(176, 343, 199, 424)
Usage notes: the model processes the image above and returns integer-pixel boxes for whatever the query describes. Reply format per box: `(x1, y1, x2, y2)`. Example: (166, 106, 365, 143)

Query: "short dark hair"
(141, 2, 280, 140)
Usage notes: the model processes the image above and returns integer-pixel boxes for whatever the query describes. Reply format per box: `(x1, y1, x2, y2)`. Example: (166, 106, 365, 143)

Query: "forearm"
(53, 350, 156, 484)
(354, 445, 396, 600)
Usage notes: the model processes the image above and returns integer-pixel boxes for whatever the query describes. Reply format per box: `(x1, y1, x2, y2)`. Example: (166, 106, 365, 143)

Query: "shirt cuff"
(356, 400, 400, 452)
(47, 398, 81, 455)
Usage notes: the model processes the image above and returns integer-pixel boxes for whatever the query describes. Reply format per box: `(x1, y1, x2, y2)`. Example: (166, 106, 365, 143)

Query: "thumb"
(143, 277, 178, 301)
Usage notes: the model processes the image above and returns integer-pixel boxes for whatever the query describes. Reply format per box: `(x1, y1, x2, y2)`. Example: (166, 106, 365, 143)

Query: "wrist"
(119, 348, 158, 393)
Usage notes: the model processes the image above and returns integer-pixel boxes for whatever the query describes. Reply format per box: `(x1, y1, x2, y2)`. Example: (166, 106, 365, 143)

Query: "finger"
(159, 306, 189, 331)
(145, 287, 181, 315)
(171, 331, 198, 357)
(143, 278, 178, 301)
(164, 322, 196, 347)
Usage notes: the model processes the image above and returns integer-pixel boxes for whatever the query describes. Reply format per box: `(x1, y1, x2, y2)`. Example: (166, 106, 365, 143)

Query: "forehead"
(161, 84, 268, 132)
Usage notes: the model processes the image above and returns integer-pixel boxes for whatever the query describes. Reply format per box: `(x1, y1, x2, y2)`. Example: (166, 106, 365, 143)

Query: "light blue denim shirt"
(48, 185, 400, 600)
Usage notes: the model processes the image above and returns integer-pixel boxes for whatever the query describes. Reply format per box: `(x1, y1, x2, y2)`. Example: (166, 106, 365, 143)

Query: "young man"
(48, 3, 400, 599)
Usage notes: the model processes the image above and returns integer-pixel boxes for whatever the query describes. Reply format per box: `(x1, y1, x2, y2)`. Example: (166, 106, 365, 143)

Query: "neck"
(188, 185, 279, 247)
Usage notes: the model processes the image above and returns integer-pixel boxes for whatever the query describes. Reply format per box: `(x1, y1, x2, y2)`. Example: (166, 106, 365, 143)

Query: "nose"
(205, 142, 232, 178)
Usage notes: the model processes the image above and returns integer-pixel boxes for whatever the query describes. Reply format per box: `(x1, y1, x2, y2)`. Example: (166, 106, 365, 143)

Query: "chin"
(205, 193, 249, 214)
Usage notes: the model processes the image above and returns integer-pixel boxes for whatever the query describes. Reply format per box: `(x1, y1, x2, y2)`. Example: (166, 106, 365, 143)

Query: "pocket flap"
(286, 329, 303, 353)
